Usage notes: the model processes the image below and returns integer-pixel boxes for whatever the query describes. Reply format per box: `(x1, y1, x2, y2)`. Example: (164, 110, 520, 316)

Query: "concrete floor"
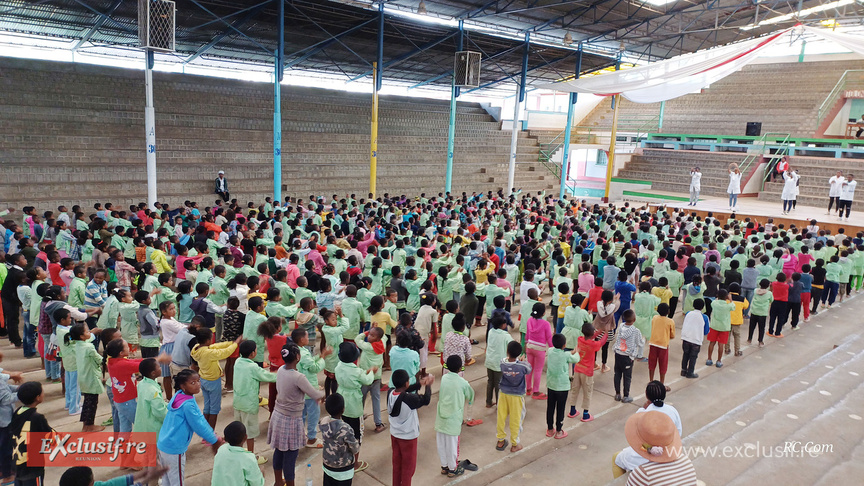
(9, 288, 863, 485)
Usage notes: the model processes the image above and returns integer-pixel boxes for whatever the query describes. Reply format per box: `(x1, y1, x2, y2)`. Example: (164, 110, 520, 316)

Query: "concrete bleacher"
(0, 58, 555, 209)
(616, 149, 747, 196)
(760, 155, 864, 208)
(580, 59, 864, 138)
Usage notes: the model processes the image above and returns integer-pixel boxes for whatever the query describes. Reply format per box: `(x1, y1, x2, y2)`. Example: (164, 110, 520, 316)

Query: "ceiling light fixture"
(563, 32, 573, 45)
(417, 0, 427, 15)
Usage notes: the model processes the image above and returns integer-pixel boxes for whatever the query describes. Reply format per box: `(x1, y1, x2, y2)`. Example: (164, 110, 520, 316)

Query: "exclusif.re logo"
(29, 432, 159, 468)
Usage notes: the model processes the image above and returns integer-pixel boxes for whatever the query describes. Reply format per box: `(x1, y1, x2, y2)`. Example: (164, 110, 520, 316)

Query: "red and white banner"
(537, 27, 864, 104)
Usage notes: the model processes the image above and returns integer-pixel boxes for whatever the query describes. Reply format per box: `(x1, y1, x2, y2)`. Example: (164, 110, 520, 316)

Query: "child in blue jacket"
(156, 369, 224, 486)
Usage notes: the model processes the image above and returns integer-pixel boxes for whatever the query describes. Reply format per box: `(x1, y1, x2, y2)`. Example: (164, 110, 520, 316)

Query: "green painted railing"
(538, 126, 595, 163)
(817, 70, 864, 129)
(737, 132, 791, 176)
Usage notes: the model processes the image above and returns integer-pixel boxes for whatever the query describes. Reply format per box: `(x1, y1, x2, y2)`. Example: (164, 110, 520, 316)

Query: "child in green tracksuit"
(545, 334, 581, 439)
(321, 308, 350, 397)
(232, 340, 277, 462)
(211, 421, 266, 486)
(748, 279, 773, 347)
(354, 327, 387, 432)
(132, 358, 168, 434)
(681, 276, 705, 314)
(436, 355, 476, 477)
(850, 245, 864, 292)
(334, 341, 376, 472)
(706, 290, 735, 368)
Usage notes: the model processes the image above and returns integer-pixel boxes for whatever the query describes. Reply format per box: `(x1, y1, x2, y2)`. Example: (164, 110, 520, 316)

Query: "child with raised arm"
(568, 323, 606, 422)
(388, 369, 434, 486)
(232, 340, 277, 465)
(335, 341, 377, 472)
(354, 327, 388, 433)
(190, 327, 241, 431)
(157, 369, 225, 486)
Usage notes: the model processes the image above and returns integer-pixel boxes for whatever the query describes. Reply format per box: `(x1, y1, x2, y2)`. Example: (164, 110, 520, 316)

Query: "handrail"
(760, 136, 793, 191)
(738, 132, 790, 175)
(816, 70, 864, 128)
(537, 126, 595, 162)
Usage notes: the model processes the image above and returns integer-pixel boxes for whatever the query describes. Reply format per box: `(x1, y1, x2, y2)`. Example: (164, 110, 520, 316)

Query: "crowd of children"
(0, 192, 860, 485)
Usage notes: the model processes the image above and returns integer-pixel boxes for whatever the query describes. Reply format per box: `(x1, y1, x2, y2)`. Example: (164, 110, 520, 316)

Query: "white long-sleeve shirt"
(681, 310, 707, 345)
(829, 176, 845, 197)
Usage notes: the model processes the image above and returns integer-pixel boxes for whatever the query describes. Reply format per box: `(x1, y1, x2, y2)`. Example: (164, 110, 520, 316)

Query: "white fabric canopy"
(536, 26, 864, 104)
(803, 25, 864, 57)
(536, 30, 789, 103)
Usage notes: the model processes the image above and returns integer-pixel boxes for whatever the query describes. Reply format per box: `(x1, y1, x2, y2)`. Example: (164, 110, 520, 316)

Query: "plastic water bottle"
(305, 463, 314, 486)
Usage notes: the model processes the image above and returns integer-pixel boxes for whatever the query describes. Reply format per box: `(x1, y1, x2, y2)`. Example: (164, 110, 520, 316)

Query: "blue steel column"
(559, 45, 582, 199)
(659, 100, 665, 131)
(507, 33, 529, 196)
(445, 20, 463, 194)
(273, 0, 284, 203)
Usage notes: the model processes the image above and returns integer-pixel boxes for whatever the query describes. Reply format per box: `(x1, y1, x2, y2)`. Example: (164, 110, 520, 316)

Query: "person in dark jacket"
(214, 171, 229, 202)
(11, 382, 52, 485)
(0, 253, 26, 346)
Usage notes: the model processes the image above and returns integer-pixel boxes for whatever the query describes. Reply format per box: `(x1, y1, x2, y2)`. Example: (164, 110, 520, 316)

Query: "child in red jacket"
(567, 323, 607, 422)
(586, 277, 605, 315)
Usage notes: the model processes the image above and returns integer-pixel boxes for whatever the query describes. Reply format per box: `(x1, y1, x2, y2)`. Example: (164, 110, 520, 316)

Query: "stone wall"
(0, 58, 554, 212)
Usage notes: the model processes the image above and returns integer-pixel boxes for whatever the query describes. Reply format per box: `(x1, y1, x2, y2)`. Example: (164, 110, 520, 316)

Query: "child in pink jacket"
(525, 302, 553, 399)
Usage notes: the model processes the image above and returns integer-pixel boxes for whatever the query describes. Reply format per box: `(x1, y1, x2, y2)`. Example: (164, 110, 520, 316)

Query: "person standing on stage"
(688, 167, 701, 207)
(828, 171, 845, 215)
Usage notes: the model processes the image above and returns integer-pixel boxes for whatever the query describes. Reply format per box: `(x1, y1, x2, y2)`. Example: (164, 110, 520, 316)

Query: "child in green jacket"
(232, 340, 277, 464)
(132, 358, 168, 434)
(210, 421, 266, 486)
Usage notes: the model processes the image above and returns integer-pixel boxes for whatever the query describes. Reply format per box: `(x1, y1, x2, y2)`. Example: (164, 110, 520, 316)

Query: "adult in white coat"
(688, 167, 702, 207)
(781, 169, 800, 215)
(728, 168, 742, 211)
(827, 171, 845, 215)
(839, 174, 857, 221)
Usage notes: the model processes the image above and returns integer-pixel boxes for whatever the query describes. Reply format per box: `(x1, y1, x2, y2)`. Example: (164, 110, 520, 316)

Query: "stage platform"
(617, 190, 864, 233)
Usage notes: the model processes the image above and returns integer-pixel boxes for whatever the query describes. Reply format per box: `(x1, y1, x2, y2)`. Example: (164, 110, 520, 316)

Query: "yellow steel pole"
(370, 62, 379, 198)
(603, 95, 621, 203)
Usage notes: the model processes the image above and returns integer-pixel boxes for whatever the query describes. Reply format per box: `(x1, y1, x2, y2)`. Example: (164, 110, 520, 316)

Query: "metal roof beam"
(348, 31, 457, 82)
(187, 0, 273, 54)
(69, 0, 136, 36)
(284, 18, 377, 68)
(0, 0, 54, 17)
(408, 43, 524, 89)
(72, 0, 123, 51)
(530, 0, 611, 32)
(459, 0, 512, 19)
(285, 0, 372, 67)
(184, 0, 274, 33)
(184, 2, 269, 64)
(465, 50, 578, 93)
(579, 1, 751, 47)
(471, 0, 582, 19)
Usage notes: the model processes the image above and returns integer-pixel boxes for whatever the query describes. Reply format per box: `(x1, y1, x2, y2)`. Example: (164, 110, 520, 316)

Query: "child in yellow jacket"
(190, 327, 241, 431)
(726, 283, 750, 357)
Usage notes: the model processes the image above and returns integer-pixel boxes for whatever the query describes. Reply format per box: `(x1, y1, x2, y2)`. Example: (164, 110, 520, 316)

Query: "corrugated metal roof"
(1, 0, 858, 92)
